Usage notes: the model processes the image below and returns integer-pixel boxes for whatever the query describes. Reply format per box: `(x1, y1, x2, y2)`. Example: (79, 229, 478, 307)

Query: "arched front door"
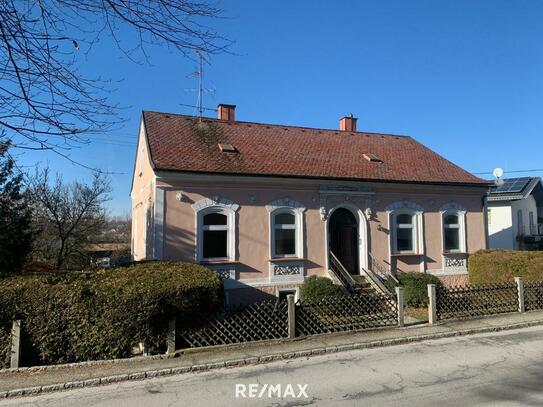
(329, 208, 359, 275)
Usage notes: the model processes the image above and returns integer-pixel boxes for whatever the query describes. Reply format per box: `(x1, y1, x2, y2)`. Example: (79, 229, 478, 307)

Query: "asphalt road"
(3, 325, 543, 407)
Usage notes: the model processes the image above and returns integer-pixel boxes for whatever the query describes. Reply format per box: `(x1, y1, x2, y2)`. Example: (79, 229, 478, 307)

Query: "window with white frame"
(198, 209, 233, 260)
(439, 203, 467, 255)
(393, 212, 416, 253)
(272, 211, 297, 257)
(266, 198, 306, 259)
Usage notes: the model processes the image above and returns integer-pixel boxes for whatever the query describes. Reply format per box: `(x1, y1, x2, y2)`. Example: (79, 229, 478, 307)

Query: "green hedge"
(0, 262, 223, 368)
(390, 272, 442, 307)
(469, 249, 543, 285)
(300, 275, 343, 303)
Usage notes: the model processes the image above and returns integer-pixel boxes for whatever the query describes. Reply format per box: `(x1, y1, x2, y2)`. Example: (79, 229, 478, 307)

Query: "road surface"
(3, 325, 543, 406)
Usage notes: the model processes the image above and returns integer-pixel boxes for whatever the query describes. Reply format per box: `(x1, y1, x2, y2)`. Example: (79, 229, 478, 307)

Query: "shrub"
(395, 272, 442, 307)
(0, 261, 223, 368)
(300, 275, 343, 303)
(468, 249, 543, 285)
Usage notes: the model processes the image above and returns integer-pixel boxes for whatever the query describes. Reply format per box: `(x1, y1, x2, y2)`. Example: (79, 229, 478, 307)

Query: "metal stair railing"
(328, 252, 357, 294)
(369, 252, 399, 285)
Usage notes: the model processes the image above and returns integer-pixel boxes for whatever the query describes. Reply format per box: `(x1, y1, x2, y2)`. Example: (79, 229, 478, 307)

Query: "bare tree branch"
(0, 0, 229, 160)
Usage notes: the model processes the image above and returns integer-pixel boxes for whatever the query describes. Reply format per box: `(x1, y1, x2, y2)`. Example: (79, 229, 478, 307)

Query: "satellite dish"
(495, 178, 504, 186)
(493, 167, 504, 178)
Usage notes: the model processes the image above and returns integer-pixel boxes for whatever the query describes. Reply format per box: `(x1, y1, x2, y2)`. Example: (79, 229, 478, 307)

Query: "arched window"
(266, 198, 305, 259)
(272, 210, 299, 257)
(202, 210, 229, 259)
(386, 201, 424, 255)
(395, 213, 415, 252)
(440, 203, 467, 254)
(443, 213, 460, 252)
(192, 197, 239, 262)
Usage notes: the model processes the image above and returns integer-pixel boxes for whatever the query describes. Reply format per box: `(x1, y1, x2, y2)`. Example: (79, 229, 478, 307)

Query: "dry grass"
(405, 306, 428, 321)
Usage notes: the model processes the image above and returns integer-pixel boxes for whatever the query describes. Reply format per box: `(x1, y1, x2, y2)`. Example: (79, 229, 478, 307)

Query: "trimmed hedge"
(300, 275, 343, 303)
(469, 249, 543, 285)
(0, 262, 223, 368)
(389, 272, 442, 307)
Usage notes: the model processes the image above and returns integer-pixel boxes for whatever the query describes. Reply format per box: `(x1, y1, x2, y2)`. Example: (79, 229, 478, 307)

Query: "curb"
(2, 318, 543, 399)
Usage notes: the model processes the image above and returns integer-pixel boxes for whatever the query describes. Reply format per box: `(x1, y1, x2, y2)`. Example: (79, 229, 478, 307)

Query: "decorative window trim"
(440, 208, 467, 254)
(266, 198, 305, 259)
(207, 265, 237, 289)
(269, 260, 305, 283)
(387, 202, 424, 255)
(193, 197, 239, 262)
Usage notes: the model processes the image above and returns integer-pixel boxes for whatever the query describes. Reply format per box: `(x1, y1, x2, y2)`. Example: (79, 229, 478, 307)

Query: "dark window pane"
(397, 214, 412, 225)
(275, 229, 296, 255)
(203, 213, 227, 226)
(203, 230, 227, 258)
(275, 213, 295, 225)
(278, 290, 296, 301)
(445, 228, 460, 251)
(444, 214, 458, 225)
(396, 228, 413, 251)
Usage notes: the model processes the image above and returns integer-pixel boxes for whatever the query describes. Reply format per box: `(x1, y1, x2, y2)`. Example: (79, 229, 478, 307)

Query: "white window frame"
(385, 201, 424, 256)
(266, 198, 306, 260)
(197, 207, 235, 261)
(192, 197, 240, 262)
(441, 210, 466, 254)
(271, 209, 301, 258)
(390, 210, 423, 254)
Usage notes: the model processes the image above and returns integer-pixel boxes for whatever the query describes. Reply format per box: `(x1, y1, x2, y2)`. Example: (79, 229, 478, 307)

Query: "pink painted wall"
(159, 177, 487, 280)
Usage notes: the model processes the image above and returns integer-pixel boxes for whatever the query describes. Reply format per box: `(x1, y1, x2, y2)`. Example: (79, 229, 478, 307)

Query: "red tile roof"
(142, 111, 488, 186)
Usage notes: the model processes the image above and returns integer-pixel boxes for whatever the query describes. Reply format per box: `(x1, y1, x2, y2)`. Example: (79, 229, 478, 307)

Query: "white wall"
(488, 202, 514, 249)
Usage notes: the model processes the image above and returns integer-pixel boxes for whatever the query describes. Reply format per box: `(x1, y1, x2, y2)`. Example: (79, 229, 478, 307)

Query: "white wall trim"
(385, 200, 424, 213)
(192, 197, 240, 262)
(265, 197, 306, 213)
(439, 202, 467, 214)
(153, 186, 165, 260)
(191, 196, 240, 212)
(427, 268, 469, 276)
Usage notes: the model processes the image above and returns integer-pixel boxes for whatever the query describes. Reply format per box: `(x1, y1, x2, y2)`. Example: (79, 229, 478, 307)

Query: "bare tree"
(30, 168, 111, 269)
(0, 1, 229, 159)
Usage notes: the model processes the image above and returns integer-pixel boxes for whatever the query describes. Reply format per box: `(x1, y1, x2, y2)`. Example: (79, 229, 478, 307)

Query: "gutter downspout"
(483, 191, 490, 249)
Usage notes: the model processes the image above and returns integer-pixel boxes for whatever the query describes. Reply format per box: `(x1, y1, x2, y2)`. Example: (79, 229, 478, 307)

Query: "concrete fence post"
(515, 277, 525, 313)
(427, 284, 437, 325)
(10, 320, 21, 369)
(395, 287, 404, 327)
(287, 294, 296, 339)
(166, 318, 176, 354)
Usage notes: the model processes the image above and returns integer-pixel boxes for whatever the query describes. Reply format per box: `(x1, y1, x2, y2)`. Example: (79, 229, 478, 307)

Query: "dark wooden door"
(329, 208, 359, 275)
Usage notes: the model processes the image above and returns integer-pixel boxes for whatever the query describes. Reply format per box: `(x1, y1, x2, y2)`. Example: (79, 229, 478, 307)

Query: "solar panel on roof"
(491, 177, 531, 194)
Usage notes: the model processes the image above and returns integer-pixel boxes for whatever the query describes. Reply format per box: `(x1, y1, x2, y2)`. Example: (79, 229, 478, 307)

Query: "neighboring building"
(487, 177, 543, 250)
(86, 243, 132, 267)
(131, 105, 489, 305)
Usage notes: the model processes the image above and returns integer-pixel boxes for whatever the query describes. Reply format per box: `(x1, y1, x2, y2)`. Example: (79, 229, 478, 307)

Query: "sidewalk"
(2, 310, 543, 398)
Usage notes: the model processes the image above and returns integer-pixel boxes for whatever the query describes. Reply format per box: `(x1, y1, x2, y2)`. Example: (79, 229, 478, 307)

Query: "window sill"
(391, 253, 423, 257)
(443, 252, 468, 255)
(269, 258, 306, 262)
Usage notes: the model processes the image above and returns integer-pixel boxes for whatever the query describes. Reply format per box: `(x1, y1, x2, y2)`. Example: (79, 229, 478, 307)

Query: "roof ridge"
(142, 110, 412, 139)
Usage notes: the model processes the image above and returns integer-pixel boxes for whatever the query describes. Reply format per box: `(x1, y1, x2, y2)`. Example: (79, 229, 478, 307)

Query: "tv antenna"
(184, 51, 215, 119)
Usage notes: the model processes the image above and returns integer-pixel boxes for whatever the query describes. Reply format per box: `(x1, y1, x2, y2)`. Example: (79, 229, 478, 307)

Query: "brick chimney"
(339, 114, 357, 132)
(217, 104, 236, 121)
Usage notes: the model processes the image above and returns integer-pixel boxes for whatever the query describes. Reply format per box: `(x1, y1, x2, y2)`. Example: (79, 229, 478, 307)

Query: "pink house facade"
(131, 105, 489, 305)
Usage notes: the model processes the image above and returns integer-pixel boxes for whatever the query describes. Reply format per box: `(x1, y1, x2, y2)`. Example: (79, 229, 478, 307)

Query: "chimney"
(217, 104, 236, 121)
(339, 114, 357, 132)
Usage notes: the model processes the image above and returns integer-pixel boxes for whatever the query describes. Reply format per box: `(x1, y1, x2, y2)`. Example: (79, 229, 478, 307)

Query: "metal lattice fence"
(295, 293, 397, 336)
(179, 300, 288, 348)
(524, 281, 543, 311)
(436, 283, 518, 320)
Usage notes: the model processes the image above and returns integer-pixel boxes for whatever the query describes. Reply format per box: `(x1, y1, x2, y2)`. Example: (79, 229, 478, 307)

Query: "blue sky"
(15, 0, 543, 215)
